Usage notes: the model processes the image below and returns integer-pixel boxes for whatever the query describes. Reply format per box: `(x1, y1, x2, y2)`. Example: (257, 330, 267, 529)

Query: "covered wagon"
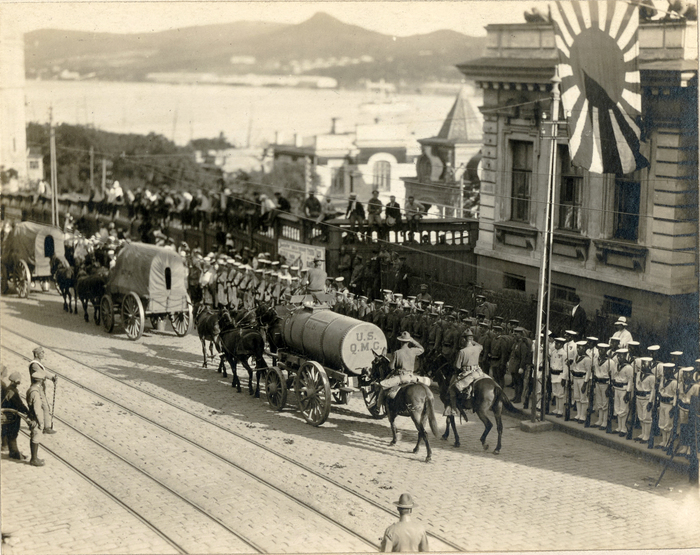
(100, 243, 192, 340)
(1, 222, 65, 297)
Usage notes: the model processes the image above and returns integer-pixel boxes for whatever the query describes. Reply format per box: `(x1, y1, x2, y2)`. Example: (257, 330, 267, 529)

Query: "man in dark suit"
(569, 294, 587, 337)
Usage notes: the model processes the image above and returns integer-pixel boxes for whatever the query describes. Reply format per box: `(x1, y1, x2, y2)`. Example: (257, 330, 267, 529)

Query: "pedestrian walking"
(380, 493, 429, 552)
(2, 372, 29, 460)
(29, 347, 57, 433)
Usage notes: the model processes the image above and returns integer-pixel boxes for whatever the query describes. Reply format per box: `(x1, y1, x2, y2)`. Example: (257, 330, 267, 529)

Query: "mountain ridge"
(25, 12, 486, 87)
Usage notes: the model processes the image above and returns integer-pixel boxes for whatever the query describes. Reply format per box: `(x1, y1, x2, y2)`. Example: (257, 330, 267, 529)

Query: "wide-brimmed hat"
(8, 372, 21, 383)
(397, 331, 413, 342)
(393, 493, 416, 509)
(614, 317, 628, 326)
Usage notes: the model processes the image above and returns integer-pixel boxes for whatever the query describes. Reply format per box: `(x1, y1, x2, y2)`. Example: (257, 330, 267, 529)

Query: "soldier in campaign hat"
(29, 347, 57, 434)
(380, 493, 429, 553)
(26, 369, 51, 466)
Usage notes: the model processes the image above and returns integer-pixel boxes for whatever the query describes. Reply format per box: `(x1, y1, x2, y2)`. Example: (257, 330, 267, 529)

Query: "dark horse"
(218, 308, 268, 396)
(433, 363, 518, 455)
(193, 302, 220, 368)
(371, 354, 442, 462)
(75, 267, 108, 323)
(51, 256, 76, 314)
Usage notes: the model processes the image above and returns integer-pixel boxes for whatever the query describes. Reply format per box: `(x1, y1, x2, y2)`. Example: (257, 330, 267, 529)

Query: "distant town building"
(0, 18, 28, 187)
(402, 86, 483, 217)
(457, 19, 698, 344)
(269, 120, 418, 206)
(26, 147, 44, 184)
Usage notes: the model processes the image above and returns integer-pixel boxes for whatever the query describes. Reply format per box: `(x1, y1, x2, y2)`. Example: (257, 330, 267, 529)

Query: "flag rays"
(552, 0, 649, 174)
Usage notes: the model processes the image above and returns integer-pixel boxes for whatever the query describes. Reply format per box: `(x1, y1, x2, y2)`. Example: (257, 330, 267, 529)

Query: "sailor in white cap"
(676, 366, 700, 455)
(592, 343, 614, 428)
(610, 316, 633, 348)
(549, 337, 568, 416)
(633, 356, 656, 442)
(571, 340, 592, 423)
(647, 344, 663, 379)
(656, 362, 678, 449)
(611, 348, 634, 435)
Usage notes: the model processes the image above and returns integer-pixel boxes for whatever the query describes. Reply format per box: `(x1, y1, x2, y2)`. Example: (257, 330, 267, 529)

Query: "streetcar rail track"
(3, 338, 387, 552)
(17, 428, 190, 555)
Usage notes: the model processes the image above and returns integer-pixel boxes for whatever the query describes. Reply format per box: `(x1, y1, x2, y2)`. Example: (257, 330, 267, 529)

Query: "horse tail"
(497, 386, 519, 414)
(423, 386, 442, 438)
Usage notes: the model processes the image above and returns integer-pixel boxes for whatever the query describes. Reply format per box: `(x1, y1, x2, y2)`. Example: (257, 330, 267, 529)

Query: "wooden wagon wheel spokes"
(101, 295, 115, 333)
(121, 292, 145, 340)
(16, 260, 30, 298)
(169, 311, 190, 337)
(295, 361, 331, 427)
(265, 366, 287, 411)
(361, 384, 382, 419)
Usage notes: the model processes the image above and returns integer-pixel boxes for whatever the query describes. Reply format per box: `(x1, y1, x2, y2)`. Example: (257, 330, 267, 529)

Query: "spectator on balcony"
(317, 196, 339, 242)
(258, 194, 277, 231)
(385, 195, 402, 230)
(304, 191, 322, 220)
(367, 189, 383, 239)
(274, 191, 291, 214)
(404, 196, 424, 242)
(346, 193, 365, 234)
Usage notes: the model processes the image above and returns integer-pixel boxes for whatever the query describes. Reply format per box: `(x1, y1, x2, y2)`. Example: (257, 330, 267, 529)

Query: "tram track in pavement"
(16, 425, 255, 555)
(3, 329, 463, 552)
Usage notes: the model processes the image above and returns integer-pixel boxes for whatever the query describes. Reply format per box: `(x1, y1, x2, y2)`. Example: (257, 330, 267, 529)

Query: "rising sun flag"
(551, 0, 649, 174)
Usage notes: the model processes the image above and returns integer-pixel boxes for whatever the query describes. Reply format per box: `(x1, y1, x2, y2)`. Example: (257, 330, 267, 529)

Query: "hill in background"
(25, 12, 486, 88)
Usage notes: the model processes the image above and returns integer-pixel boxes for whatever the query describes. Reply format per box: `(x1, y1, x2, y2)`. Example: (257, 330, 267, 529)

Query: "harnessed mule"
(193, 302, 221, 368)
(217, 308, 268, 396)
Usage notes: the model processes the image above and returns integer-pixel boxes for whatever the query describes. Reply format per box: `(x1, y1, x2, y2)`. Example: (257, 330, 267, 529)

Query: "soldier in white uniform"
(656, 362, 678, 449)
(571, 340, 591, 423)
(647, 345, 663, 379)
(611, 348, 634, 435)
(634, 357, 656, 443)
(586, 336, 599, 368)
(549, 337, 567, 416)
(676, 366, 700, 455)
(592, 343, 615, 429)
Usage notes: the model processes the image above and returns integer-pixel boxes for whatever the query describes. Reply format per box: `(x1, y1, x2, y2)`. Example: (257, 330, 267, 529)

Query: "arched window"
(44, 235, 55, 258)
(165, 267, 172, 290)
(373, 161, 391, 191)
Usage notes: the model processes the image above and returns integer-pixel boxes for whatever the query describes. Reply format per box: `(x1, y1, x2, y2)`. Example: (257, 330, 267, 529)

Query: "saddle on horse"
(380, 373, 431, 399)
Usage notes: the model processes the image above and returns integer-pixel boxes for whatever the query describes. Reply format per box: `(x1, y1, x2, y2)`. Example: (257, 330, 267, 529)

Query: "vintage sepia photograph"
(1, 0, 699, 553)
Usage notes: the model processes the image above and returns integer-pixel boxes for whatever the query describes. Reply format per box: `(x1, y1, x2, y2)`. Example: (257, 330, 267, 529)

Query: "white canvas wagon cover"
(1, 222, 65, 278)
(107, 243, 188, 313)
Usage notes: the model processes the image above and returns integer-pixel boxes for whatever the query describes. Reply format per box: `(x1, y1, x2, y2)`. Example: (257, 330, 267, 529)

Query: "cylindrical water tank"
(282, 306, 387, 373)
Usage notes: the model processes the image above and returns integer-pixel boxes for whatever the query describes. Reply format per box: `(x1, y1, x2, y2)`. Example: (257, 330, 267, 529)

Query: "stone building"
(457, 19, 698, 349)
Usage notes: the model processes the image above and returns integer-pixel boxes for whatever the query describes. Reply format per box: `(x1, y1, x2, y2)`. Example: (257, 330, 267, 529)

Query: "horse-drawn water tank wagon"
(264, 303, 387, 426)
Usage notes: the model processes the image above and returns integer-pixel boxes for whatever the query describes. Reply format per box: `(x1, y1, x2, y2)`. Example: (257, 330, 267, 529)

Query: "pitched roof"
(427, 86, 482, 145)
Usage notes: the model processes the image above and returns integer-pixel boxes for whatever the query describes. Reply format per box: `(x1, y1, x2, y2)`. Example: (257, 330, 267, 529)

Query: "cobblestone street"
(2, 293, 699, 554)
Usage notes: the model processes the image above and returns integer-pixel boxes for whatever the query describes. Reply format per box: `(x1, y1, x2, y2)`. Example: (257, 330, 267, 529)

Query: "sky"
(3, 0, 561, 37)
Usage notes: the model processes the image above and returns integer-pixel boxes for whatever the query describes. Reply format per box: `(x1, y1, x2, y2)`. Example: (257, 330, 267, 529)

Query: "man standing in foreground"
(380, 493, 429, 552)
(29, 346, 57, 434)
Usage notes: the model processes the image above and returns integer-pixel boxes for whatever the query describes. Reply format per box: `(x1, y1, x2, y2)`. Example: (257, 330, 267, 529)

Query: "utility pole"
(531, 73, 561, 423)
(89, 145, 94, 195)
(49, 107, 58, 226)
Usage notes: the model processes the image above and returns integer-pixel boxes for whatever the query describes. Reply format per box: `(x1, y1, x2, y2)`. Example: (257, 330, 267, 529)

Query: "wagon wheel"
(121, 292, 145, 340)
(294, 361, 331, 427)
(15, 260, 31, 298)
(265, 366, 287, 411)
(332, 389, 348, 405)
(1, 265, 8, 295)
(101, 294, 115, 333)
(362, 383, 382, 419)
(169, 307, 191, 337)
